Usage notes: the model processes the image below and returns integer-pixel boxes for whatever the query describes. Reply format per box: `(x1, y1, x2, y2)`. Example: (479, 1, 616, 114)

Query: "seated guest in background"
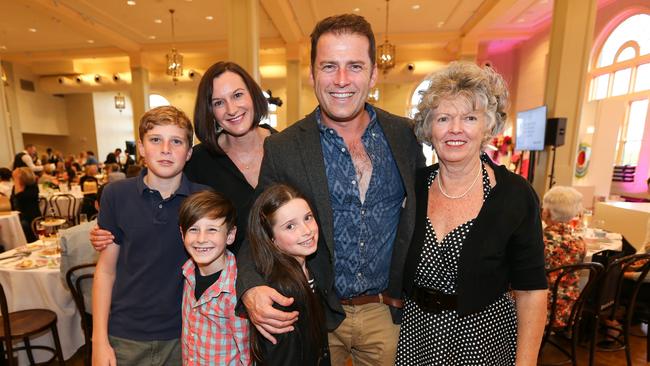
(60, 185, 103, 313)
(105, 163, 126, 183)
(0, 167, 12, 197)
(542, 186, 586, 328)
(104, 152, 118, 165)
(38, 163, 59, 186)
(67, 154, 82, 173)
(85, 151, 98, 166)
(10, 167, 40, 242)
(58, 167, 78, 189)
(80, 164, 99, 193)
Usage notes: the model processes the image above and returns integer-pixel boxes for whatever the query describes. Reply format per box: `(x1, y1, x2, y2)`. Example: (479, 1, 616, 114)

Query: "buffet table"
(0, 242, 84, 364)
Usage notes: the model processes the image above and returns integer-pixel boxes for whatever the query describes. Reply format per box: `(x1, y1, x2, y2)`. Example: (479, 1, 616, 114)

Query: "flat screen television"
(515, 105, 547, 151)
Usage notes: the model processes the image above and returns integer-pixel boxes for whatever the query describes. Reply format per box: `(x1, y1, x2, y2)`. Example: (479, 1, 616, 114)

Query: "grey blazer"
(236, 106, 425, 330)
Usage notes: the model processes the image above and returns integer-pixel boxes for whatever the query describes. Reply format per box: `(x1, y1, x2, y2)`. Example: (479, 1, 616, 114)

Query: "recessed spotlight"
(154, 19, 162, 24)
(353, 7, 360, 12)
(87, 39, 95, 44)
(148, 35, 156, 40)
(516, 17, 525, 23)
(437, 21, 445, 28)
(411, 4, 420, 10)
(0, 45, 6, 50)
(185, 0, 192, 2)
(28, 28, 37, 32)
(205, 15, 214, 21)
(126, 0, 136, 5)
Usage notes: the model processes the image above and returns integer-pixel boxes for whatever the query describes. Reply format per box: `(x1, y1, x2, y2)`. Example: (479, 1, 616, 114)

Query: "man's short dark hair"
(310, 14, 376, 70)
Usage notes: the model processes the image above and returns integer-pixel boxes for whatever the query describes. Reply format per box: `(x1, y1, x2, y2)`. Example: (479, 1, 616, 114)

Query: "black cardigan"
(403, 158, 548, 316)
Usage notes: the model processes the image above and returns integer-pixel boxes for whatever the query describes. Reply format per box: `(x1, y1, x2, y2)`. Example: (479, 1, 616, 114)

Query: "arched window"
(149, 94, 171, 109)
(409, 79, 434, 165)
(590, 13, 650, 168)
(589, 13, 650, 100)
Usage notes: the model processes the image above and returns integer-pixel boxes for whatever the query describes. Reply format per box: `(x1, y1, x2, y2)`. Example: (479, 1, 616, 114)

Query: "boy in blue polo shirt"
(92, 106, 206, 366)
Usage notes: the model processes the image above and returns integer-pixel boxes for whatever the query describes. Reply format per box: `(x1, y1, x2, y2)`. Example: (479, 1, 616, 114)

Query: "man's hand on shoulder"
(90, 225, 115, 251)
(242, 285, 298, 344)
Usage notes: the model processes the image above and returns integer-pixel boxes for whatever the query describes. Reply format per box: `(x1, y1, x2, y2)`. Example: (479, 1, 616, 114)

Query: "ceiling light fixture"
(154, 19, 162, 24)
(127, 0, 136, 6)
(115, 92, 126, 112)
(165, 9, 183, 84)
(0, 45, 7, 50)
(411, 4, 420, 10)
(353, 8, 360, 12)
(87, 39, 95, 44)
(148, 35, 156, 40)
(377, 0, 395, 74)
(28, 28, 37, 33)
(205, 16, 214, 21)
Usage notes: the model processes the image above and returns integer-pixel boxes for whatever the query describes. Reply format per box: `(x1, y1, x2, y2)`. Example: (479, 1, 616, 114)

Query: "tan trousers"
(327, 303, 400, 366)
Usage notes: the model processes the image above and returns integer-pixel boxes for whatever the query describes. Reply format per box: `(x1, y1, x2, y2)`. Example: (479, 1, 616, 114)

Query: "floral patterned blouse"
(543, 222, 586, 328)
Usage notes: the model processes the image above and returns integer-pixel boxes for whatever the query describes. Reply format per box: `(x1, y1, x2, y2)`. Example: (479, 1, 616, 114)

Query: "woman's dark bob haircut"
(193, 61, 268, 153)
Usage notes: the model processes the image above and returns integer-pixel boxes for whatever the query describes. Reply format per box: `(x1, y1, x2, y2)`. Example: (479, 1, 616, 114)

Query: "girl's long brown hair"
(247, 184, 325, 363)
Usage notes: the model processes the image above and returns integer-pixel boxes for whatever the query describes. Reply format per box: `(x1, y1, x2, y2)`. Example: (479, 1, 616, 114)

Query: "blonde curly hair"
(414, 61, 509, 147)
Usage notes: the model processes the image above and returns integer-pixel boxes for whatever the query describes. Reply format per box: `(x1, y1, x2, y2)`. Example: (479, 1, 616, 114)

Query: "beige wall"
(93, 92, 135, 161)
(62, 94, 98, 157)
(514, 29, 549, 113)
(13, 63, 68, 135)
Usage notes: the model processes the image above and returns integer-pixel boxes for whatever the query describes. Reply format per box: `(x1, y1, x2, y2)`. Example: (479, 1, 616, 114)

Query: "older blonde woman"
(396, 62, 547, 366)
(542, 186, 586, 328)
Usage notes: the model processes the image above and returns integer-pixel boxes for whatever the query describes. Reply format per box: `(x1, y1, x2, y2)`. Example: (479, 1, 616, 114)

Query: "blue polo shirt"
(98, 169, 207, 341)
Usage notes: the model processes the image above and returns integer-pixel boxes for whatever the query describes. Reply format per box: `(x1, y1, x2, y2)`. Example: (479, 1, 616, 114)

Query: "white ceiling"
(0, 0, 554, 54)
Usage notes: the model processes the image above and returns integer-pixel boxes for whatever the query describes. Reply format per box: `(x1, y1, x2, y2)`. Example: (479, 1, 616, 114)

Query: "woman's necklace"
(228, 146, 262, 170)
(437, 162, 482, 199)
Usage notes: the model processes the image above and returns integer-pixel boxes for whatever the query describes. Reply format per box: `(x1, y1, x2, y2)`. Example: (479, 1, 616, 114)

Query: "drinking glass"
(79, 213, 88, 223)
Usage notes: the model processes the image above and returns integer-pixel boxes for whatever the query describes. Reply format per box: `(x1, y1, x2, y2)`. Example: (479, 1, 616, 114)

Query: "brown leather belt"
(339, 291, 403, 308)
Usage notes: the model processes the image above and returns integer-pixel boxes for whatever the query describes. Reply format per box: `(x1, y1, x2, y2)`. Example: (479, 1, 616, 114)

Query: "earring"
(213, 118, 223, 134)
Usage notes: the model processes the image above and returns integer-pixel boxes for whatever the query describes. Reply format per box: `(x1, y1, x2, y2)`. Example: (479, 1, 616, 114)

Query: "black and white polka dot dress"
(396, 163, 517, 366)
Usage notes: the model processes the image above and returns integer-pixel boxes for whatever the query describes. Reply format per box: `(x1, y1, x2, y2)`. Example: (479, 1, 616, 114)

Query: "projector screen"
(515, 106, 547, 151)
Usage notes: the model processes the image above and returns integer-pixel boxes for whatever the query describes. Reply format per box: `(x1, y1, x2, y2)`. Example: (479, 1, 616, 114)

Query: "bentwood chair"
(65, 263, 96, 366)
(0, 282, 65, 365)
(599, 254, 650, 366)
(539, 262, 603, 366)
(49, 194, 77, 227)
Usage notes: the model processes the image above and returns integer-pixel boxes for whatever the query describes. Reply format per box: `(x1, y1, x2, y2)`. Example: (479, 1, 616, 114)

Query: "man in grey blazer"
(237, 14, 425, 365)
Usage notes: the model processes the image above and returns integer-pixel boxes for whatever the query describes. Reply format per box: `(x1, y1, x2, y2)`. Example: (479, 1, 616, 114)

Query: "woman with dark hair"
(11, 167, 41, 242)
(184, 61, 276, 253)
(104, 152, 118, 165)
(247, 184, 329, 365)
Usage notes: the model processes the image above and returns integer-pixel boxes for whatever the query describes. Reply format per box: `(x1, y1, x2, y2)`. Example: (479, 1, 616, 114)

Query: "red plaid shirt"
(181, 250, 250, 365)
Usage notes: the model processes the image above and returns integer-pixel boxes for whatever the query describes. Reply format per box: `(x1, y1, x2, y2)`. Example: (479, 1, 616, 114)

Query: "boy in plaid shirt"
(179, 190, 250, 365)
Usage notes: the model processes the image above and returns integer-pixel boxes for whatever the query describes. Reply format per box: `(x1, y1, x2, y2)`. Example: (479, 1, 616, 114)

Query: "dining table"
(0, 241, 84, 364)
(0, 211, 27, 251)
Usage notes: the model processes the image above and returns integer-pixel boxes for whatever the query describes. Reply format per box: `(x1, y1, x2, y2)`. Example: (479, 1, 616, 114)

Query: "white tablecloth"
(0, 211, 27, 250)
(0, 244, 84, 364)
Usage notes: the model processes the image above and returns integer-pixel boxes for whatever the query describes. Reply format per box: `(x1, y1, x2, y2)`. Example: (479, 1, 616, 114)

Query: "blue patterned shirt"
(317, 105, 405, 299)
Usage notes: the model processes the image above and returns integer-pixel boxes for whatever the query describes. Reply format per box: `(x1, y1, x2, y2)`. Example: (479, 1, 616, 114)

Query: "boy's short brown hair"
(139, 106, 194, 146)
(179, 190, 237, 235)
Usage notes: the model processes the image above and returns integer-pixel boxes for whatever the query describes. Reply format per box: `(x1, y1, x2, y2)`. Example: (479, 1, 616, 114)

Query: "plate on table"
(38, 247, 61, 258)
(15, 259, 48, 270)
(41, 218, 67, 227)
